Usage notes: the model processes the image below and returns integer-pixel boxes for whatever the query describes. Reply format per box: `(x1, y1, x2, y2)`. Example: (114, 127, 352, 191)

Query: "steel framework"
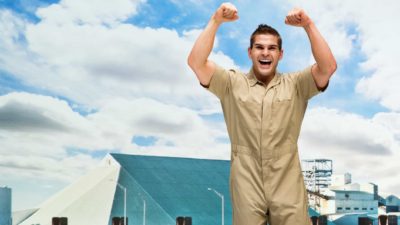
(301, 159, 333, 212)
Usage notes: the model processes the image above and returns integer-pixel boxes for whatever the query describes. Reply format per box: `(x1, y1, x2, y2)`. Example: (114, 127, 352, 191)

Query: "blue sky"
(1, 0, 399, 211)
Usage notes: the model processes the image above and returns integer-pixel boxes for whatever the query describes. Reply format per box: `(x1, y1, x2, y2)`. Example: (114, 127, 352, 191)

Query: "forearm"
(187, 17, 220, 70)
(187, 2, 237, 85)
(304, 22, 337, 77)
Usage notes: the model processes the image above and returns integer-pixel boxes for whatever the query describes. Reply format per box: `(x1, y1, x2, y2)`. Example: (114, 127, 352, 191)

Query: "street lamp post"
(116, 183, 127, 225)
(110, 180, 127, 225)
(138, 193, 146, 225)
(142, 197, 146, 225)
(208, 188, 224, 225)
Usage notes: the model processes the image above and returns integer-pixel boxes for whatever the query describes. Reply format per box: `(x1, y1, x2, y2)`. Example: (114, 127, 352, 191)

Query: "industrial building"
(301, 160, 379, 216)
(0, 186, 12, 225)
(322, 189, 378, 215)
(301, 159, 400, 225)
(313, 173, 381, 225)
(323, 176, 379, 215)
(14, 153, 328, 225)
(386, 195, 400, 213)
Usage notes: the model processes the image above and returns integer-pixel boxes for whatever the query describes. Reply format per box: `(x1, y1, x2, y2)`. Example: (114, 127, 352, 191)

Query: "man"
(188, 3, 336, 225)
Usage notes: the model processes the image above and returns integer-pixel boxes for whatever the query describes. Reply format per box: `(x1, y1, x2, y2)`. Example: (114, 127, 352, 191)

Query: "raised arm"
(187, 2, 238, 86)
(285, 8, 337, 89)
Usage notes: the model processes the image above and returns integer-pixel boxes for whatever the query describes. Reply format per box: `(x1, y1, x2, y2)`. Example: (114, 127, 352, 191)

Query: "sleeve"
(201, 64, 232, 100)
(295, 65, 329, 100)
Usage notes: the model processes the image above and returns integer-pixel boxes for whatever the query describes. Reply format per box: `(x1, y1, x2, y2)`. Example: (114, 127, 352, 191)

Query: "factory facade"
(302, 159, 400, 225)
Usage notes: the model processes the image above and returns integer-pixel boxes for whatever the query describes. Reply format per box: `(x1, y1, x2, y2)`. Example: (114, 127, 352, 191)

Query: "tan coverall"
(205, 64, 322, 225)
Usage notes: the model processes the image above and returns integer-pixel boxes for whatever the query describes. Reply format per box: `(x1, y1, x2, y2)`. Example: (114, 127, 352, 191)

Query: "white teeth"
(260, 59, 271, 63)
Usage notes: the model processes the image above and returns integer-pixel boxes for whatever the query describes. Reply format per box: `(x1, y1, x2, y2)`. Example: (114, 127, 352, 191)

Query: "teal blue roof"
(110, 153, 231, 225)
(108, 153, 334, 225)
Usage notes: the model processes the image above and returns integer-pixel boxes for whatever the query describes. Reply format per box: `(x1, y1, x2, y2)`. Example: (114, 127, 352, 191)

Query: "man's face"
(248, 34, 283, 82)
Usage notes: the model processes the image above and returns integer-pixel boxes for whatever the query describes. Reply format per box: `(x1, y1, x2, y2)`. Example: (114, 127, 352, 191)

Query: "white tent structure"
(17, 155, 120, 225)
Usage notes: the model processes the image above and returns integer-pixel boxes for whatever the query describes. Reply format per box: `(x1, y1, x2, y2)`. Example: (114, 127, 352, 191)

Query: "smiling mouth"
(259, 59, 272, 66)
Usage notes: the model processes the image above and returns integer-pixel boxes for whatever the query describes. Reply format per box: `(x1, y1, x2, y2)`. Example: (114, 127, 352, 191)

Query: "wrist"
(211, 14, 223, 26)
(303, 20, 315, 31)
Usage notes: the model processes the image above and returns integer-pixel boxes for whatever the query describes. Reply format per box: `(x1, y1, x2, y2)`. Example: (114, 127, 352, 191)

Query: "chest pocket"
(237, 96, 261, 128)
(272, 87, 294, 118)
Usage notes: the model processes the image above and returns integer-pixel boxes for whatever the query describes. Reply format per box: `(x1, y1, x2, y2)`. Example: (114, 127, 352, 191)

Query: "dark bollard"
(112, 217, 128, 225)
(176, 216, 192, 225)
(122, 217, 128, 225)
(52, 217, 60, 225)
(52, 217, 68, 225)
(359, 217, 373, 225)
(176, 216, 185, 225)
(184, 217, 192, 225)
(310, 216, 318, 225)
(389, 215, 398, 225)
(379, 215, 388, 225)
(112, 217, 118, 225)
(60, 217, 68, 225)
(318, 215, 327, 225)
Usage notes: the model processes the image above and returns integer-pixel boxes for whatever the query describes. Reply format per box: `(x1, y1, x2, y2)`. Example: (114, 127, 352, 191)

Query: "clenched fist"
(285, 8, 312, 27)
(213, 2, 239, 24)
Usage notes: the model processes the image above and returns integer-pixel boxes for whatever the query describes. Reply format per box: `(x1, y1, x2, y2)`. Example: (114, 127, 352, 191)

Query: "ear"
(247, 47, 252, 59)
(279, 48, 284, 60)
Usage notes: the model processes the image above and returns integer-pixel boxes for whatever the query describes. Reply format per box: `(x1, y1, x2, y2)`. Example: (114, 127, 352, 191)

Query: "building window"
(337, 207, 343, 210)
(354, 207, 359, 210)
(345, 207, 351, 210)
(362, 208, 367, 210)
(370, 208, 374, 210)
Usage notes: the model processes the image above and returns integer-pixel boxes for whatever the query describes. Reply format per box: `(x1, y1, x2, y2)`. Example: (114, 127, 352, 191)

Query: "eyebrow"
(254, 43, 279, 48)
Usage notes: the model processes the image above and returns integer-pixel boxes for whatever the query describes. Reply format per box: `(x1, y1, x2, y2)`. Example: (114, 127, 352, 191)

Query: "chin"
(253, 64, 276, 78)
(257, 70, 273, 77)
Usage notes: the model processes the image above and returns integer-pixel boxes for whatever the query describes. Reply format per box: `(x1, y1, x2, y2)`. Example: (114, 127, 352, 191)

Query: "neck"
(253, 69, 276, 86)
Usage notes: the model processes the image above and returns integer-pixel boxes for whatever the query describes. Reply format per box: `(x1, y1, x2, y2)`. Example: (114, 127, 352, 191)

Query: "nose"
(261, 49, 269, 57)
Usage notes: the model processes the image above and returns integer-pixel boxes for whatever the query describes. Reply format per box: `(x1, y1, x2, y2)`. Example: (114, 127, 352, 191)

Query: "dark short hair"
(250, 24, 282, 50)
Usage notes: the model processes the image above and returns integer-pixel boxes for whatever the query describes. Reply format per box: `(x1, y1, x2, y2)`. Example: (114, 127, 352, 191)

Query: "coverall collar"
(248, 68, 281, 89)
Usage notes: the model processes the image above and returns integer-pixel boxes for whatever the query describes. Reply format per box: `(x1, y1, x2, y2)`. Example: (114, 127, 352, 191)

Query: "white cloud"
(0, 92, 102, 158)
(0, 2, 239, 112)
(300, 1, 356, 61)
(352, 1, 400, 111)
(299, 107, 400, 196)
(87, 97, 230, 157)
(0, 10, 26, 49)
(36, 0, 145, 25)
(0, 91, 230, 210)
(23, 21, 199, 104)
(373, 112, 400, 146)
(0, 93, 230, 208)
(0, 92, 230, 180)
